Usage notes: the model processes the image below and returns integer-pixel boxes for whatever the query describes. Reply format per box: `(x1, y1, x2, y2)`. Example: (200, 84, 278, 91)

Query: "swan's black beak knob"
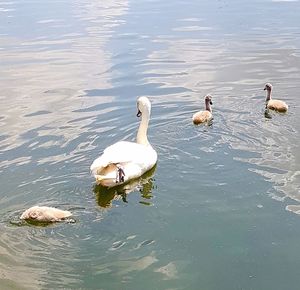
(136, 110, 142, 117)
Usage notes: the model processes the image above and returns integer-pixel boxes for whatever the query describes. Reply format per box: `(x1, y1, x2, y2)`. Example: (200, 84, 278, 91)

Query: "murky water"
(1, 0, 300, 289)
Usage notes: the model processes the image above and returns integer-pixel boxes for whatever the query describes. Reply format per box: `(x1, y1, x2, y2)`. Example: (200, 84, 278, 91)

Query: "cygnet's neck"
(266, 89, 272, 101)
(205, 100, 212, 112)
(136, 111, 150, 146)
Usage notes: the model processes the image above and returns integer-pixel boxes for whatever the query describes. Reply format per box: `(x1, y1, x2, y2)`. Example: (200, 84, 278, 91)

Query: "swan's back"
(91, 141, 157, 187)
(90, 141, 157, 176)
(267, 99, 288, 112)
(192, 111, 212, 125)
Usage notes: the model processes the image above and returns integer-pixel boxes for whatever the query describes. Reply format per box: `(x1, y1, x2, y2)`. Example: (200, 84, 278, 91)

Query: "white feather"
(90, 97, 157, 187)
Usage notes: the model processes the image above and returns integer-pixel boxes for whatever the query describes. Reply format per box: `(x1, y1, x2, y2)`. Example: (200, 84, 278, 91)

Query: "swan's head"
(264, 83, 273, 92)
(205, 94, 213, 105)
(136, 96, 151, 117)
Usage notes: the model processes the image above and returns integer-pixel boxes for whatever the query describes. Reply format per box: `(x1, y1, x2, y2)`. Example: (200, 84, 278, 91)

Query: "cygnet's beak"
(136, 110, 142, 117)
(263, 87, 267, 91)
(210, 101, 213, 105)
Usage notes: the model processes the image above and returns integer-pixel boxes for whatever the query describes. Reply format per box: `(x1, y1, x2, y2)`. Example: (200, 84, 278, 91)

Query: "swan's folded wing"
(90, 141, 153, 175)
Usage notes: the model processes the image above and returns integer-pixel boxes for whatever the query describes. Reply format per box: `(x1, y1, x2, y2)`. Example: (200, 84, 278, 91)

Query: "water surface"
(1, 0, 300, 289)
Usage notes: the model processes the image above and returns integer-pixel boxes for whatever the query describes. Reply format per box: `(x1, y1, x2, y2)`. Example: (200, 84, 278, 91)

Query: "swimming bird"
(192, 94, 213, 125)
(20, 206, 72, 222)
(90, 96, 157, 187)
(264, 83, 288, 113)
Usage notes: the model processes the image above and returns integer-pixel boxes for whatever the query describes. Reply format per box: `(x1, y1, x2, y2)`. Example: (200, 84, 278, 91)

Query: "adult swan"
(90, 97, 157, 187)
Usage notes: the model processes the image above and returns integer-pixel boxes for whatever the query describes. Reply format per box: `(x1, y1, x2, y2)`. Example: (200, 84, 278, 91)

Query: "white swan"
(192, 94, 213, 125)
(264, 83, 288, 112)
(20, 206, 72, 222)
(90, 96, 157, 187)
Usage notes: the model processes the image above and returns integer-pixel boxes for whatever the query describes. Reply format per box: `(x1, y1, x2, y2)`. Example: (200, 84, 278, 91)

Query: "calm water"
(1, 0, 300, 289)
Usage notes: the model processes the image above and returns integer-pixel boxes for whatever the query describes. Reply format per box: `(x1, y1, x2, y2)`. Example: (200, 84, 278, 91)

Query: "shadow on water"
(193, 118, 214, 129)
(264, 108, 273, 119)
(264, 106, 289, 120)
(9, 215, 76, 227)
(10, 219, 56, 227)
(93, 165, 157, 208)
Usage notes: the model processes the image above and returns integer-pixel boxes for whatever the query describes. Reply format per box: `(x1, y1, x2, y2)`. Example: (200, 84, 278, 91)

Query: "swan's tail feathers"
(90, 164, 102, 176)
(91, 161, 127, 186)
(95, 174, 120, 187)
(95, 174, 114, 182)
(90, 154, 108, 176)
(90, 166, 101, 176)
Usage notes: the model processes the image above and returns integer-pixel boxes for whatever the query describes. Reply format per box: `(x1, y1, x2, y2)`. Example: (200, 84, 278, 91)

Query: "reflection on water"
(264, 108, 273, 119)
(154, 261, 178, 280)
(94, 166, 156, 208)
(0, 0, 129, 172)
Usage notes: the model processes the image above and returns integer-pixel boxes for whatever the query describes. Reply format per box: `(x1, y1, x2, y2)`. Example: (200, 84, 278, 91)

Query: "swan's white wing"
(90, 141, 156, 175)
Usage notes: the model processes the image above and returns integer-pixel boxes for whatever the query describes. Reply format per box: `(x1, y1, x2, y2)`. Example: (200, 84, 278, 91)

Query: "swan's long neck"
(266, 89, 272, 101)
(136, 111, 150, 146)
(205, 100, 212, 112)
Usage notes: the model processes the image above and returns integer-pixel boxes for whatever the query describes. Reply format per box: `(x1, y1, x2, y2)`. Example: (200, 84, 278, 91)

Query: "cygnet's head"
(136, 96, 151, 117)
(205, 94, 213, 105)
(264, 83, 273, 92)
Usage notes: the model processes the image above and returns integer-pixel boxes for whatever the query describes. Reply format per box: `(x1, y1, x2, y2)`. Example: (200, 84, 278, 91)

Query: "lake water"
(1, 0, 300, 289)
